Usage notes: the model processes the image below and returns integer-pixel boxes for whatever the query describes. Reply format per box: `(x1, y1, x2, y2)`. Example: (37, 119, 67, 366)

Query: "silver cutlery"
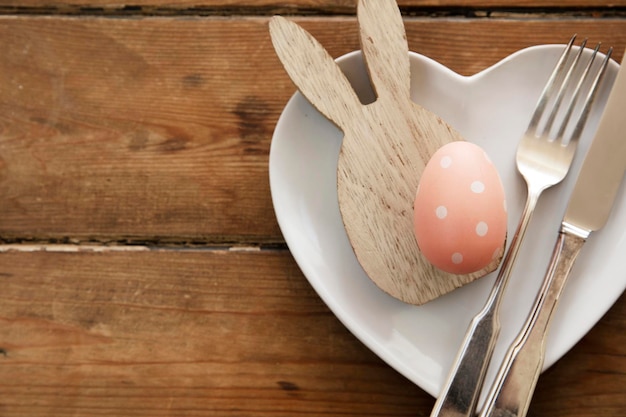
(430, 36, 612, 417)
(479, 49, 625, 417)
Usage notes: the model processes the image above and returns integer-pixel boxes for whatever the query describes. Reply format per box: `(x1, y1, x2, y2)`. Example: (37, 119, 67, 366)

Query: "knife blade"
(479, 50, 626, 417)
(563, 50, 626, 236)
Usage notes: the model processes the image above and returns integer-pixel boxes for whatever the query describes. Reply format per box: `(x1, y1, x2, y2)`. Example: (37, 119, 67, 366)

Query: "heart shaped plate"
(269, 45, 623, 399)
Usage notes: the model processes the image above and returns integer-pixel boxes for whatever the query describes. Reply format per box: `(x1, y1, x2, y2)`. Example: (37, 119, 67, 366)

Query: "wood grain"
(0, 0, 625, 11)
(0, 250, 430, 416)
(0, 250, 624, 416)
(0, 16, 287, 243)
(0, 17, 624, 243)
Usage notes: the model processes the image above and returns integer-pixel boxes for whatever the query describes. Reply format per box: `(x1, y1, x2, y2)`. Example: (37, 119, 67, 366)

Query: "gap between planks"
(0, 242, 288, 253)
(0, 5, 624, 18)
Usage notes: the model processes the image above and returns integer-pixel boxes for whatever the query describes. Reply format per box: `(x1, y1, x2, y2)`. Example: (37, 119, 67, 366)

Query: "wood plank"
(0, 17, 624, 242)
(0, 16, 290, 243)
(0, 250, 624, 416)
(0, 250, 430, 416)
(1, 0, 625, 11)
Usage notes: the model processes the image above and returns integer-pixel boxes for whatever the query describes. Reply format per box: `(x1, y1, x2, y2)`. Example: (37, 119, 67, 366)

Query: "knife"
(478, 50, 626, 417)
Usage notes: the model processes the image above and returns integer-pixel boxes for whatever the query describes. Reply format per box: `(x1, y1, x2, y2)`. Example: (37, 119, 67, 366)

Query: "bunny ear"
(269, 16, 363, 130)
(357, 0, 411, 101)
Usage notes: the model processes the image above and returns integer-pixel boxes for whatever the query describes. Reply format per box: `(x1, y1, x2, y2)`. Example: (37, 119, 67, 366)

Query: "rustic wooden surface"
(0, 0, 625, 415)
(1, 0, 626, 11)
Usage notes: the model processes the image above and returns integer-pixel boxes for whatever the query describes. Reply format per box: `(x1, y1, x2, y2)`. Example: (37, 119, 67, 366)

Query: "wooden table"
(1, 1, 624, 415)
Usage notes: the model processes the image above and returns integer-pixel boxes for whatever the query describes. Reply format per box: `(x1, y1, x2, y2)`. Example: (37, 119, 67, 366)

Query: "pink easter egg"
(413, 142, 507, 275)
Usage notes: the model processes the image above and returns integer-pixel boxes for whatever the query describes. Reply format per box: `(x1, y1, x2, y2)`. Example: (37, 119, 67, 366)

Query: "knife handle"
(478, 230, 586, 417)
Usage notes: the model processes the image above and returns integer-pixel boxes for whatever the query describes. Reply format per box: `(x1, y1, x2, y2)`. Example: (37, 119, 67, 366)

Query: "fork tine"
(554, 42, 601, 141)
(567, 46, 613, 144)
(541, 38, 588, 136)
(527, 35, 577, 132)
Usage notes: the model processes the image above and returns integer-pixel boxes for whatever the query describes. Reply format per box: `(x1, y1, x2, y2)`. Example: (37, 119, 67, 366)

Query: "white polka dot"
(492, 247, 503, 260)
(471, 181, 485, 193)
(440, 156, 452, 168)
(476, 221, 488, 237)
(436, 206, 448, 219)
(451, 252, 463, 264)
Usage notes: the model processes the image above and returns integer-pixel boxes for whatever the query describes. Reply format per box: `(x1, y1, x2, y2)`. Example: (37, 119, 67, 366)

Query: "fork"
(430, 35, 612, 417)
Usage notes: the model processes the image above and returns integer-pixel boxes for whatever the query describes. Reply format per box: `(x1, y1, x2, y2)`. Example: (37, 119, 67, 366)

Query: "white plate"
(269, 45, 624, 402)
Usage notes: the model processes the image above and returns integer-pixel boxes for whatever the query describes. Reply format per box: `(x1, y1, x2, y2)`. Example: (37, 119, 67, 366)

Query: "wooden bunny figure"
(269, 0, 500, 305)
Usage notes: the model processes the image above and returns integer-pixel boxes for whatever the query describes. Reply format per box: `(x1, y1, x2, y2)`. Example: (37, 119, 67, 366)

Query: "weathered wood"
(0, 250, 624, 416)
(0, 16, 289, 243)
(0, 17, 624, 243)
(0, 250, 429, 416)
(0, 0, 625, 11)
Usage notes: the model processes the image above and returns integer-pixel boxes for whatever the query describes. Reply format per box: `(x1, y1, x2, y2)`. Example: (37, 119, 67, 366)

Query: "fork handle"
(479, 230, 586, 417)
(430, 187, 542, 417)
